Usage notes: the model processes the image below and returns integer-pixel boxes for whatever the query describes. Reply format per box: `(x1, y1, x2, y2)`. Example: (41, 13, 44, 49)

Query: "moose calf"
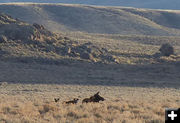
(54, 98, 60, 103)
(65, 98, 79, 104)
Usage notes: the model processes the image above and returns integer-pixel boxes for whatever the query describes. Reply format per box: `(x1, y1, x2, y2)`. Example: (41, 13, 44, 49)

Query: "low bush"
(159, 43, 174, 56)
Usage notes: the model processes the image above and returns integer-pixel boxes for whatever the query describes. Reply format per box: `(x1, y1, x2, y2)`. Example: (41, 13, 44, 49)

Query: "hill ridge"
(0, 3, 180, 36)
(1, 0, 180, 10)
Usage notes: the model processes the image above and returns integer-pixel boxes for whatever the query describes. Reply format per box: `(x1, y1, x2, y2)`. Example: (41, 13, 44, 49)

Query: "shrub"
(159, 43, 174, 56)
(0, 35, 7, 43)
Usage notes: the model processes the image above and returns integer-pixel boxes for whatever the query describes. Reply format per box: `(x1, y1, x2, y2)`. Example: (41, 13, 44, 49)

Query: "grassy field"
(0, 60, 180, 123)
(0, 83, 180, 123)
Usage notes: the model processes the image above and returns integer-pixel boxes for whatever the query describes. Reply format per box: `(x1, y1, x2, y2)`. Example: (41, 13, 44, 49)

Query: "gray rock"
(80, 52, 93, 60)
(159, 43, 174, 56)
(33, 23, 45, 30)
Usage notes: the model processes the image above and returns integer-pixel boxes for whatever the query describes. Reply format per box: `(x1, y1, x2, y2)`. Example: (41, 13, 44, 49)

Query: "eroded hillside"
(0, 13, 119, 64)
(0, 8, 179, 86)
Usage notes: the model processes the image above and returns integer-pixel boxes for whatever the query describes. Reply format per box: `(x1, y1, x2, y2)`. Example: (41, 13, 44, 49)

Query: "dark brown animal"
(65, 98, 79, 104)
(54, 98, 60, 103)
(82, 92, 105, 103)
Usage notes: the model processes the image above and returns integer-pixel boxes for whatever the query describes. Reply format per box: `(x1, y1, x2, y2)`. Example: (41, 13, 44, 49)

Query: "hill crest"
(0, 3, 180, 36)
(1, 0, 180, 10)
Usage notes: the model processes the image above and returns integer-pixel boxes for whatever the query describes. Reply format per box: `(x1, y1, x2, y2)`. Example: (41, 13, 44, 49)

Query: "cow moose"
(82, 92, 105, 103)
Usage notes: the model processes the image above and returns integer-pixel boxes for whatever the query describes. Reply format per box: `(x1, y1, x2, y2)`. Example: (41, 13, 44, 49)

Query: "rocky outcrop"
(0, 12, 118, 64)
(33, 23, 45, 30)
(0, 13, 54, 42)
(56, 41, 117, 63)
(0, 13, 20, 25)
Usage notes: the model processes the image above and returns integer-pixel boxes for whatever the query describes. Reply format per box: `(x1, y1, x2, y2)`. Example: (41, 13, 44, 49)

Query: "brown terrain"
(0, 3, 180, 123)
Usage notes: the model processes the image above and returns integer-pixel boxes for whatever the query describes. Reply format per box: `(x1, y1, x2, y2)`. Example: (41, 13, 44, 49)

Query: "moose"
(65, 98, 79, 104)
(82, 92, 105, 103)
(54, 98, 60, 103)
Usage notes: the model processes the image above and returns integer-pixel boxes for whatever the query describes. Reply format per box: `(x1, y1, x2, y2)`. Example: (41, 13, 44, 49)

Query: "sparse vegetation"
(0, 84, 179, 123)
(0, 3, 180, 123)
(0, 35, 7, 43)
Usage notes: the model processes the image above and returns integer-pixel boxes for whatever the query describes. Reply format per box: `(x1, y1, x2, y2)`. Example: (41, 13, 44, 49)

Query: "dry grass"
(0, 84, 179, 123)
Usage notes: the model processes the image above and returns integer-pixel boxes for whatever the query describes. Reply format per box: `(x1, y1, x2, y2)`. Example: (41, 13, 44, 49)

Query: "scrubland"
(0, 83, 180, 123)
(0, 3, 180, 123)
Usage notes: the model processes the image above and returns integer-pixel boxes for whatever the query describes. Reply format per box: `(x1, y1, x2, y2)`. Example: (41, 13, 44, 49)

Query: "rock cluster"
(0, 12, 117, 64)
(58, 41, 117, 63)
(0, 12, 54, 42)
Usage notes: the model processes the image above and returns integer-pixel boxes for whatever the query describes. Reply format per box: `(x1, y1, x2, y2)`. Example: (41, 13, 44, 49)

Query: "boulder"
(33, 23, 45, 30)
(80, 52, 94, 60)
(159, 43, 174, 56)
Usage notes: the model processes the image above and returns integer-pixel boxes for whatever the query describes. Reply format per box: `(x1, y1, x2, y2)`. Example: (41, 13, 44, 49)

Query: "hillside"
(0, 12, 120, 65)
(0, 3, 180, 35)
(0, 4, 180, 66)
(1, 0, 180, 10)
(0, 5, 180, 123)
(0, 11, 180, 85)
